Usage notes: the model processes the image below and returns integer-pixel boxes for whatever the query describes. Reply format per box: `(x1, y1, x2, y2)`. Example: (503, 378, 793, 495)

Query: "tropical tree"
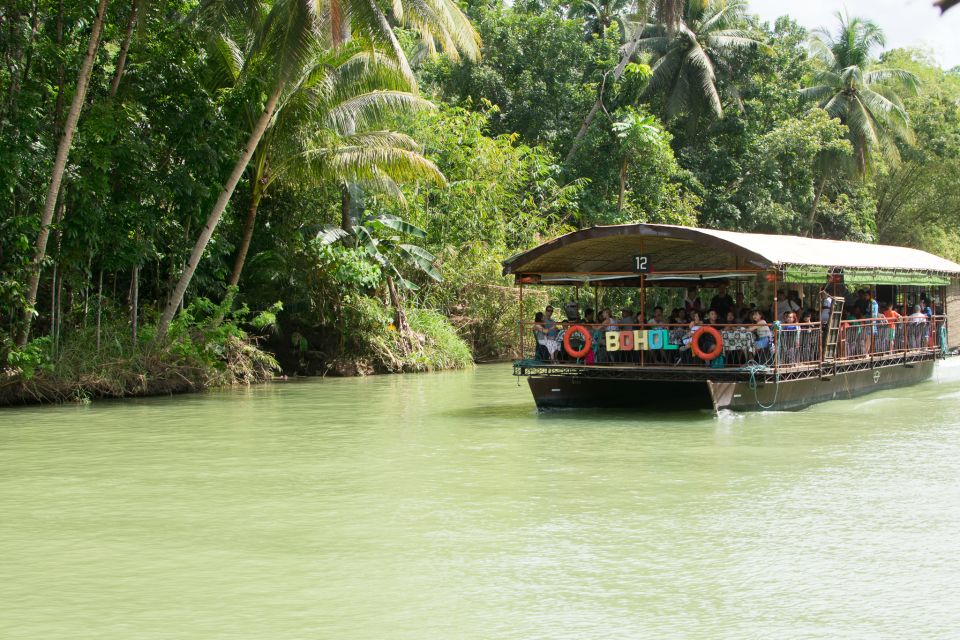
(568, 0, 631, 38)
(17, 0, 111, 346)
(639, 0, 771, 127)
(155, 0, 479, 338)
(800, 12, 919, 176)
(611, 107, 662, 210)
(206, 36, 444, 288)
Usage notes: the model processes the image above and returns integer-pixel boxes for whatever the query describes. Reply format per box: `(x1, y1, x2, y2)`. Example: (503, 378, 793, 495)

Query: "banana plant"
(317, 198, 440, 341)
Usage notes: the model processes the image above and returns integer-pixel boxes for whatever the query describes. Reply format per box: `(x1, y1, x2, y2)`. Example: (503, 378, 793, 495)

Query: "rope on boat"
(740, 338, 781, 410)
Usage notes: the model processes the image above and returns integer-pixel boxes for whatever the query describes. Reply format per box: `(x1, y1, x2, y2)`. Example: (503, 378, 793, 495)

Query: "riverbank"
(1, 306, 476, 407)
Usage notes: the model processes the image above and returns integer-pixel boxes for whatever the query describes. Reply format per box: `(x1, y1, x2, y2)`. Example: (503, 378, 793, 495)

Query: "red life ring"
(563, 324, 592, 359)
(691, 326, 723, 361)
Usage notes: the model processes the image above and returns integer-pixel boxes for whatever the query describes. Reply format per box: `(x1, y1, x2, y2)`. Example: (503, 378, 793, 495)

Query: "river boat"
(504, 224, 960, 412)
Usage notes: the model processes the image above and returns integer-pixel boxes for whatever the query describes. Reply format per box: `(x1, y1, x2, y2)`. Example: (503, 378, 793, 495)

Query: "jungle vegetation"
(2, 0, 959, 401)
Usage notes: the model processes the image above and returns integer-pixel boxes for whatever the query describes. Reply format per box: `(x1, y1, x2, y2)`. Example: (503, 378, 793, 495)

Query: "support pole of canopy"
(519, 281, 524, 359)
(772, 269, 779, 376)
(640, 239, 646, 367)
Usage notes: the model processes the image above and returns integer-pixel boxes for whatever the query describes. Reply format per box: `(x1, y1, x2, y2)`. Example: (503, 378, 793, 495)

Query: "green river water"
(3, 362, 960, 639)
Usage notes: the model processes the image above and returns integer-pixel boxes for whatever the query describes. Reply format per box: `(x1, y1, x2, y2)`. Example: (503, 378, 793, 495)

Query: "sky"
(746, 0, 960, 68)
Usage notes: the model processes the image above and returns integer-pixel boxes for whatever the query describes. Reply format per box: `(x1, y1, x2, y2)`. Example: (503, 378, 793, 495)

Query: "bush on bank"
(1, 295, 280, 406)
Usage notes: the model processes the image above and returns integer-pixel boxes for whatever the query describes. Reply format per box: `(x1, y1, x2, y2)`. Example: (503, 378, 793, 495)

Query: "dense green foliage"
(2, 0, 959, 400)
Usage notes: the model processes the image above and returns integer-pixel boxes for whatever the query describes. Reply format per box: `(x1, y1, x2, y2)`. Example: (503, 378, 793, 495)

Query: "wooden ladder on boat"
(822, 296, 846, 362)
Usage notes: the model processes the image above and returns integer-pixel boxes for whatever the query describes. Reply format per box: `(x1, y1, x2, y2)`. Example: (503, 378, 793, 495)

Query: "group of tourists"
(530, 284, 938, 365)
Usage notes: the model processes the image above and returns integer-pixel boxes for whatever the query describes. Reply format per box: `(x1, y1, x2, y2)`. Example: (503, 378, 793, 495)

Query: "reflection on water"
(2, 363, 960, 639)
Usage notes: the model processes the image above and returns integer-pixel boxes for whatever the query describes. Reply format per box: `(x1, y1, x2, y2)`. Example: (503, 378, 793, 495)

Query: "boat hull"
(526, 360, 936, 412)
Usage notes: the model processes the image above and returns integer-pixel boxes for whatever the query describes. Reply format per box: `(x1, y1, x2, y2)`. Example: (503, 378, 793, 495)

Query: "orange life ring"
(563, 324, 592, 359)
(691, 326, 723, 361)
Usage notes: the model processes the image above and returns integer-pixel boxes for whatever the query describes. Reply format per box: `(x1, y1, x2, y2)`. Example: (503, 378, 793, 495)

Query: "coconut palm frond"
(864, 68, 920, 92)
(325, 90, 435, 133)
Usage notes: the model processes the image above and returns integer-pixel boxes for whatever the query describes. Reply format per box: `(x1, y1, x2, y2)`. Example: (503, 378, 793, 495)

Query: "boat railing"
(519, 321, 824, 370)
(837, 315, 946, 361)
(519, 315, 947, 370)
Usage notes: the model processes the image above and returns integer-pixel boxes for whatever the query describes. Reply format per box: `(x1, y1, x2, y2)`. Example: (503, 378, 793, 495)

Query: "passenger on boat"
(776, 289, 800, 321)
(601, 308, 617, 331)
(704, 308, 719, 325)
(648, 306, 665, 325)
(779, 311, 800, 364)
(854, 290, 869, 317)
(819, 292, 833, 326)
(597, 308, 617, 363)
(532, 312, 552, 361)
(683, 287, 702, 313)
(881, 303, 901, 350)
(583, 308, 596, 325)
(710, 284, 735, 318)
(908, 304, 928, 349)
(680, 310, 703, 364)
(543, 306, 558, 339)
(751, 310, 772, 354)
(866, 290, 880, 319)
(724, 309, 737, 326)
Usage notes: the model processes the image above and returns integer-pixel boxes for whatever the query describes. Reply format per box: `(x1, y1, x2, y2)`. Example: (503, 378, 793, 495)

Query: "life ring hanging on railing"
(691, 326, 723, 361)
(563, 324, 592, 359)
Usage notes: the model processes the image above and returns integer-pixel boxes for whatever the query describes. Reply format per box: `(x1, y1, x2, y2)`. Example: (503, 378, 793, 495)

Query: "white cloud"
(747, 0, 960, 68)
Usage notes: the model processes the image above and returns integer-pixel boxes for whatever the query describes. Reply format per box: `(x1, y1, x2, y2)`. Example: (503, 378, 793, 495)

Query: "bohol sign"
(562, 325, 724, 361)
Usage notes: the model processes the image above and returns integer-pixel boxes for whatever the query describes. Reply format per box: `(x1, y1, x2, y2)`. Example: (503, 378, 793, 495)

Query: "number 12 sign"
(632, 255, 650, 273)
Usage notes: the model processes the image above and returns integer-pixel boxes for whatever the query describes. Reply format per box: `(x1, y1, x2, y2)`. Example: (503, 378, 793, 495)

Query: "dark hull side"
(527, 360, 936, 412)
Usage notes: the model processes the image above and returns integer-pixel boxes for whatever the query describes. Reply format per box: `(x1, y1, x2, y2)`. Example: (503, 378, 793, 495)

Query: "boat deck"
(514, 350, 939, 384)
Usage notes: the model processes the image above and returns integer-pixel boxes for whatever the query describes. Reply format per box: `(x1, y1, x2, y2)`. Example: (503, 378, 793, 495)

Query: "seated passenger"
(648, 306, 665, 325)
(750, 310, 772, 351)
(543, 306, 558, 339)
(532, 312, 551, 360)
(704, 308, 719, 325)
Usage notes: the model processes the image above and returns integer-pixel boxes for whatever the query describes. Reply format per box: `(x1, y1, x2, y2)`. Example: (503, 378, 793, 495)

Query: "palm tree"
(568, 0, 631, 38)
(324, 0, 479, 84)
(155, 0, 478, 338)
(17, 0, 111, 347)
(639, 0, 770, 126)
(208, 37, 444, 287)
(800, 12, 918, 176)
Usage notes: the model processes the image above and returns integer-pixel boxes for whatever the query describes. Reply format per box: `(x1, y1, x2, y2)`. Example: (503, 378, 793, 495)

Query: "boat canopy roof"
(502, 224, 960, 286)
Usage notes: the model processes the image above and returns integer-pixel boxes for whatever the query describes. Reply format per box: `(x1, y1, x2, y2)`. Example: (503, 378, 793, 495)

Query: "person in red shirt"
(880, 303, 901, 351)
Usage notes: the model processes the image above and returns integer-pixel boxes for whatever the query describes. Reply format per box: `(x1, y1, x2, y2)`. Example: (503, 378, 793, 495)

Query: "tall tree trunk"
(156, 83, 283, 339)
(565, 0, 649, 165)
(340, 184, 354, 233)
(17, 0, 110, 347)
(50, 264, 58, 343)
(109, 0, 138, 98)
(806, 174, 827, 237)
(228, 182, 264, 287)
(96, 269, 103, 352)
(617, 157, 628, 212)
(53, 0, 66, 132)
(386, 275, 411, 353)
(130, 265, 139, 342)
